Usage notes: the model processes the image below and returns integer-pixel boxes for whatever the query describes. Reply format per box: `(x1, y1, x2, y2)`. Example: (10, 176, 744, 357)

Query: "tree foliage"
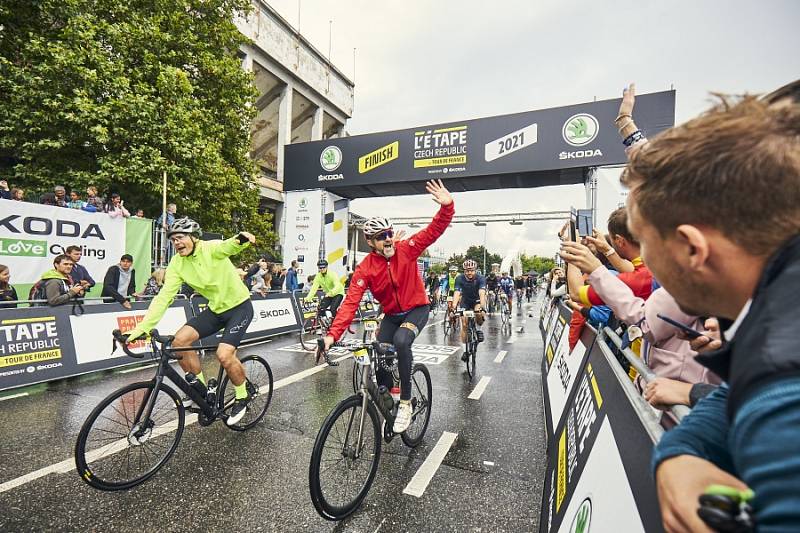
(521, 253, 556, 274)
(446, 245, 502, 273)
(0, 0, 275, 258)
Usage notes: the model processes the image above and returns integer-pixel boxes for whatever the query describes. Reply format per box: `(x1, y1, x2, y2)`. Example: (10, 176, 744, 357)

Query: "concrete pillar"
(276, 84, 293, 182)
(311, 106, 324, 140)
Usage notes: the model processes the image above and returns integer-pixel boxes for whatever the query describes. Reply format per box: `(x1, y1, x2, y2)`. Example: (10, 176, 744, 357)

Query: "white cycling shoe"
(393, 400, 413, 433)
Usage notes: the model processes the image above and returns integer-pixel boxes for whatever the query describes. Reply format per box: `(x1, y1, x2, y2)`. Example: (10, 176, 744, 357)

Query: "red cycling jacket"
(328, 202, 454, 341)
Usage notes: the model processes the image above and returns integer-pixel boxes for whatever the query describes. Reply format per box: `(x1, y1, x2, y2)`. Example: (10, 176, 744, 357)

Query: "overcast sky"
(269, 0, 799, 261)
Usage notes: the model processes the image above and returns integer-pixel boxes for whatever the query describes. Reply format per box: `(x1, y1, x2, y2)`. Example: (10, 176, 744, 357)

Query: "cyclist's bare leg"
(460, 315, 468, 343)
(173, 325, 202, 375)
(474, 304, 485, 326)
(217, 342, 246, 386)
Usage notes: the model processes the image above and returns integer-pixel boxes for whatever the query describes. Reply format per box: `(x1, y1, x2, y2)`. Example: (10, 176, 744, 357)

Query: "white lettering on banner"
(284, 191, 323, 273)
(69, 307, 188, 365)
(484, 123, 538, 162)
(559, 149, 603, 160)
(0, 202, 126, 285)
(575, 376, 597, 454)
(546, 333, 588, 430)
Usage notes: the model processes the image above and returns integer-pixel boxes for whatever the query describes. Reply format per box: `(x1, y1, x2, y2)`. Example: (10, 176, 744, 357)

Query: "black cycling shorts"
(186, 298, 254, 347)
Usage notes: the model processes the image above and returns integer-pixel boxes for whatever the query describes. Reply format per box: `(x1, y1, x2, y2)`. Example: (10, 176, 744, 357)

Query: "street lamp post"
(474, 221, 487, 273)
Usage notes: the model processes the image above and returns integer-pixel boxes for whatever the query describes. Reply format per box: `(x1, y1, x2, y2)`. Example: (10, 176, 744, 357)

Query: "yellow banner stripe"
(0, 349, 62, 368)
(2, 317, 55, 325)
(413, 155, 466, 168)
(433, 126, 467, 133)
(327, 248, 345, 264)
(588, 364, 604, 408)
(556, 429, 567, 512)
(333, 219, 343, 232)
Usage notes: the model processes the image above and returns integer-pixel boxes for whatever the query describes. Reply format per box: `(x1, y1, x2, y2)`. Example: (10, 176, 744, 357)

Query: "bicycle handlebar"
(112, 328, 177, 359)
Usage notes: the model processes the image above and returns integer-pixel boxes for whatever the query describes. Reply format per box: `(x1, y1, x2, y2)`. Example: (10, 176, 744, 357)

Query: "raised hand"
(617, 83, 636, 121)
(426, 179, 453, 206)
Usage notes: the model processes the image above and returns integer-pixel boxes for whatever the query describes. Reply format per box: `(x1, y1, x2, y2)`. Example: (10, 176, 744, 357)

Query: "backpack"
(28, 279, 49, 305)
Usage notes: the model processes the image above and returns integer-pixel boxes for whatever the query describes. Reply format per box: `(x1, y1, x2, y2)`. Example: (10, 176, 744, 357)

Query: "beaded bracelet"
(623, 130, 645, 147)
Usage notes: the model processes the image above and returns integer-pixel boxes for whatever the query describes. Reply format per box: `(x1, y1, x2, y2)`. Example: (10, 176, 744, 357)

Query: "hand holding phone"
(657, 314, 704, 339)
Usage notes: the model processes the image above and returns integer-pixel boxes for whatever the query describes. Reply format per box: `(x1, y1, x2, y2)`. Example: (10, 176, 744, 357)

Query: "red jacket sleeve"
(406, 202, 454, 260)
(327, 265, 368, 341)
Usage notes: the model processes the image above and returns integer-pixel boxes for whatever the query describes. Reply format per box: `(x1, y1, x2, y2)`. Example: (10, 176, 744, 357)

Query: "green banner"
(125, 218, 153, 292)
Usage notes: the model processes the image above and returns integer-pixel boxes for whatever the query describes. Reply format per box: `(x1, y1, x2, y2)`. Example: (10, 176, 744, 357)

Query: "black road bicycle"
(309, 339, 432, 521)
(75, 329, 273, 491)
(455, 309, 481, 380)
(499, 294, 512, 333)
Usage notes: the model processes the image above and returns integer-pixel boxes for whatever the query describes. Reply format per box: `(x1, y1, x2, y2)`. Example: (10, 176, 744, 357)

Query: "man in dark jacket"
(621, 89, 800, 531)
(102, 254, 136, 309)
(66, 245, 96, 292)
(286, 260, 299, 292)
(41, 255, 85, 306)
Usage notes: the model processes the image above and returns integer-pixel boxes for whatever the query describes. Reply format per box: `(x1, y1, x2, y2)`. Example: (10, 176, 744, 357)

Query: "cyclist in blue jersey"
(452, 259, 486, 360)
(498, 271, 514, 313)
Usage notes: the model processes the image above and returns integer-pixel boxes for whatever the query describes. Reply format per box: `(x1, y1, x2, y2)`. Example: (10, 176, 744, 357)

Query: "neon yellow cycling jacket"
(304, 271, 345, 301)
(128, 237, 250, 339)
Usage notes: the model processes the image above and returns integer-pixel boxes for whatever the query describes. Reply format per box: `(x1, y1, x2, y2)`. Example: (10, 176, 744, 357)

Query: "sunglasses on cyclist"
(371, 230, 394, 241)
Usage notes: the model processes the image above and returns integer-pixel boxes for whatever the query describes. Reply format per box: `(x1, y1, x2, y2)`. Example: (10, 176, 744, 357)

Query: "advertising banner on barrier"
(0, 300, 191, 391)
(285, 91, 675, 196)
(191, 293, 302, 345)
(539, 329, 662, 533)
(0, 202, 151, 298)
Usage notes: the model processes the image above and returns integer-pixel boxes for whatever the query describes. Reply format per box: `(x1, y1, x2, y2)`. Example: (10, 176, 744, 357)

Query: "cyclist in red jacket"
(323, 179, 454, 433)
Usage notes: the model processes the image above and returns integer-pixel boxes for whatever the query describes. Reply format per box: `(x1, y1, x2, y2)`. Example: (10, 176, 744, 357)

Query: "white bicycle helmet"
(463, 259, 478, 270)
(448, 265, 458, 272)
(362, 216, 393, 238)
(167, 217, 201, 238)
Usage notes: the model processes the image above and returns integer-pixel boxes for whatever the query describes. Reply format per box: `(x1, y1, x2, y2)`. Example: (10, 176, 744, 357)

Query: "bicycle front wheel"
(75, 381, 185, 491)
(401, 363, 433, 448)
(351, 360, 365, 393)
(220, 355, 274, 431)
(309, 395, 382, 521)
(465, 339, 476, 380)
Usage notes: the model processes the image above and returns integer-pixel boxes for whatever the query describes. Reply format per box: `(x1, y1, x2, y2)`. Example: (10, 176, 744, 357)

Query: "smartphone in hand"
(656, 314, 704, 339)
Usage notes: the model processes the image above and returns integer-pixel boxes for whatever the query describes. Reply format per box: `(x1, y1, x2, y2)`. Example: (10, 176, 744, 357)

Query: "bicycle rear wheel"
(309, 395, 382, 521)
(220, 355, 274, 431)
(401, 363, 432, 448)
(75, 381, 184, 491)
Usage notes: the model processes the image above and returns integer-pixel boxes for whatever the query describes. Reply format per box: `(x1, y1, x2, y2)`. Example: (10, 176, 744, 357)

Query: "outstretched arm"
(407, 180, 455, 258)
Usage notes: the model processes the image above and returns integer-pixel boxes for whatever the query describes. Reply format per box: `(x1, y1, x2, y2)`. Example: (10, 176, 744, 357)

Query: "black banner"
(284, 91, 675, 198)
(0, 300, 191, 391)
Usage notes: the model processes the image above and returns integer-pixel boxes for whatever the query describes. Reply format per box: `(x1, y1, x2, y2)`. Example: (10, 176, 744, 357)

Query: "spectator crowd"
(0, 182, 148, 219)
(539, 80, 800, 532)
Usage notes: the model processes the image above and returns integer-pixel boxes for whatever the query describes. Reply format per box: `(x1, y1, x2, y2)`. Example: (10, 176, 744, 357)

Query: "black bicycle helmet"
(317, 259, 329, 268)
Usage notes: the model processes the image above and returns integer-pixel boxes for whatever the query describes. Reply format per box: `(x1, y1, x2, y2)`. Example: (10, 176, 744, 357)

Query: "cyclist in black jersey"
(452, 259, 486, 360)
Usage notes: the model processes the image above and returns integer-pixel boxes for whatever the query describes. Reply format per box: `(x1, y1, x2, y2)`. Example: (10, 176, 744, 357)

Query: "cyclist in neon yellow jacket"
(125, 217, 255, 426)
(304, 259, 345, 318)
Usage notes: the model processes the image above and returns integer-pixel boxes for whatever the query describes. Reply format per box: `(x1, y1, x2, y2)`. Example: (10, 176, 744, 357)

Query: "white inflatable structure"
(500, 248, 523, 277)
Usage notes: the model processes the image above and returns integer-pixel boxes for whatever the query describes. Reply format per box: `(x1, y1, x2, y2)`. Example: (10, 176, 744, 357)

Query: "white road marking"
(493, 350, 507, 364)
(422, 319, 443, 331)
(468, 376, 492, 400)
(506, 337, 515, 344)
(483, 461, 495, 466)
(373, 517, 387, 533)
(0, 352, 351, 495)
(402, 431, 458, 498)
(0, 392, 28, 401)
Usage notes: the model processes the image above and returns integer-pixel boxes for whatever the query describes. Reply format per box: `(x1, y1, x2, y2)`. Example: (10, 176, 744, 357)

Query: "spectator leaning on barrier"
(40, 192, 56, 206)
(104, 193, 130, 219)
(0, 180, 9, 200)
(101, 254, 136, 309)
(156, 203, 177, 230)
(286, 260, 299, 292)
(0, 264, 18, 309)
(66, 245, 96, 291)
(85, 186, 103, 211)
(621, 88, 800, 531)
(53, 185, 67, 207)
(40, 255, 85, 306)
(10, 187, 24, 201)
(132, 208, 145, 219)
(139, 268, 166, 298)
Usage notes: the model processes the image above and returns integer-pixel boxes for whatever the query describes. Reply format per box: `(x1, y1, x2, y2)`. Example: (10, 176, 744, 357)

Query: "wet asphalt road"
(0, 299, 547, 532)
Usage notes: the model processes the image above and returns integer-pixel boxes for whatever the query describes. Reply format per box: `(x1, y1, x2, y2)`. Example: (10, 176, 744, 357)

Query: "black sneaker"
(476, 330, 485, 343)
(461, 351, 469, 362)
(227, 395, 250, 426)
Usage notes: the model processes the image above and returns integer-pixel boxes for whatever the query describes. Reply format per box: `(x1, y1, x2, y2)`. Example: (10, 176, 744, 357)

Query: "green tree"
(447, 245, 502, 273)
(521, 253, 555, 274)
(0, 0, 275, 260)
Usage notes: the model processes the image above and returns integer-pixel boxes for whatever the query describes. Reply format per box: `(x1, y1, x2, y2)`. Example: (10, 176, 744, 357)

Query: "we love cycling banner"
(0, 202, 151, 298)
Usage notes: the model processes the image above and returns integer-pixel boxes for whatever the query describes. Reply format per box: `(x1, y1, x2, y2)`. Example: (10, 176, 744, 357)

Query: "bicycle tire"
(75, 381, 185, 491)
(309, 395, 382, 521)
(401, 363, 432, 448)
(299, 319, 317, 351)
(219, 355, 274, 431)
(351, 359, 364, 394)
(465, 324, 476, 380)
